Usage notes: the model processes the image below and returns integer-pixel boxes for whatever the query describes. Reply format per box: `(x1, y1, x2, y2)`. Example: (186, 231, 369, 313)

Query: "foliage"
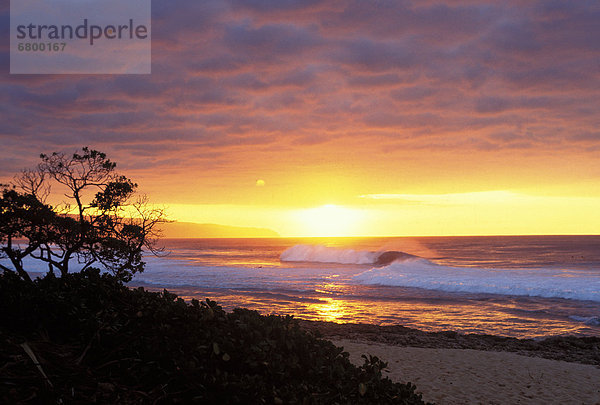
(0, 270, 429, 404)
(0, 188, 55, 282)
(0, 147, 166, 282)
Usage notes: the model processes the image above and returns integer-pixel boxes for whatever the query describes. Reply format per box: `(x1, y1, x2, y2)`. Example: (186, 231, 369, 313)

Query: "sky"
(1, 0, 600, 237)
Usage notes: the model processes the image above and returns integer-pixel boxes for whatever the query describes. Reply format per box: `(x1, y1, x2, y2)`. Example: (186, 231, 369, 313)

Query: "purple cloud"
(1, 0, 599, 200)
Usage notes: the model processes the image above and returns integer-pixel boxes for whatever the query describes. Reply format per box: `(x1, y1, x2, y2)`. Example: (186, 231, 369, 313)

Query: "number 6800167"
(17, 42, 66, 52)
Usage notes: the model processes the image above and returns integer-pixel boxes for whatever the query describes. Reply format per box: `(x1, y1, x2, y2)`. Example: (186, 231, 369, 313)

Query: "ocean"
(128, 235, 600, 339)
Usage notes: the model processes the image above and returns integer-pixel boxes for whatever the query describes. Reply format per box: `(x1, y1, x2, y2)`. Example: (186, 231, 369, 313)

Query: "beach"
(335, 340, 600, 404)
(299, 320, 600, 404)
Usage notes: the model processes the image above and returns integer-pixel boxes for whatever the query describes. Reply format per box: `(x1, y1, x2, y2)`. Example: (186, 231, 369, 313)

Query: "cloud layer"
(1, 0, 599, 205)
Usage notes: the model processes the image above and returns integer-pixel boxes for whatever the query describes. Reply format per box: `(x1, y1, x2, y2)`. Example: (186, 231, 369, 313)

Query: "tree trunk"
(3, 238, 33, 282)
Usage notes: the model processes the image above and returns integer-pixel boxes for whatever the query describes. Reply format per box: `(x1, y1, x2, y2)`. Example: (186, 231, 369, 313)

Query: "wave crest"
(279, 244, 417, 265)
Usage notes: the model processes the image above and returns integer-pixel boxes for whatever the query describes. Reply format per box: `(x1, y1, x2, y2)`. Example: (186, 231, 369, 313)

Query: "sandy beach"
(334, 339, 600, 404)
(297, 320, 600, 404)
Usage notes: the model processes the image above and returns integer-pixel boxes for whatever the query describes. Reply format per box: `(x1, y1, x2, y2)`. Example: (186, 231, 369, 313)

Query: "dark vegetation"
(0, 270, 428, 404)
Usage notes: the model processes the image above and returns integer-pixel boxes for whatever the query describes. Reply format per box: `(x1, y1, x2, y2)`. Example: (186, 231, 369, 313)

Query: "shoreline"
(131, 282, 600, 340)
(132, 284, 600, 366)
(298, 319, 600, 367)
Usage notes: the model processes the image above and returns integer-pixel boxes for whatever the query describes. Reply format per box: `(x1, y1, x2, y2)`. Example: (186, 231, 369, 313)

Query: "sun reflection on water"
(137, 284, 600, 338)
(313, 298, 346, 323)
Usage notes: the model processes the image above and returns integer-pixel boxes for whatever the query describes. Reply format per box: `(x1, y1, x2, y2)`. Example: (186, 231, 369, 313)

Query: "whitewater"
(281, 244, 600, 302)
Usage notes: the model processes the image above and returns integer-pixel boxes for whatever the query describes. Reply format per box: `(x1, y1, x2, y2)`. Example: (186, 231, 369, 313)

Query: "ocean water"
(127, 236, 600, 339)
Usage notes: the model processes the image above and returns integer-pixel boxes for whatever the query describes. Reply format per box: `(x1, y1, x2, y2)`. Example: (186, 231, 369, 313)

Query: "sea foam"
(353, 259, 600, 302)
(280, 244, 600, 302)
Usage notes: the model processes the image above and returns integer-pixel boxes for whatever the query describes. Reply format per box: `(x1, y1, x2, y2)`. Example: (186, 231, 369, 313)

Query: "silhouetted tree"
(0, 187, 54, 281)
(0, 147, 167, 282)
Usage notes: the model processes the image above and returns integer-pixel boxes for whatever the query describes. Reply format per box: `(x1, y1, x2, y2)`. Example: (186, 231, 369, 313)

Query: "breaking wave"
(280, 244, 417, 265)
(280, 245, 600, 301)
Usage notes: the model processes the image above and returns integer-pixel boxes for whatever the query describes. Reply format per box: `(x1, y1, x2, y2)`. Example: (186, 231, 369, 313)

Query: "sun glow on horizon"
(291, 204, 367, 237)
(163, 189, 600, 238)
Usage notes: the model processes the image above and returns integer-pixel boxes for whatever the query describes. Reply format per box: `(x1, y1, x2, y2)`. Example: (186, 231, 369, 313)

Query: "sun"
(293, 204, 365, 237)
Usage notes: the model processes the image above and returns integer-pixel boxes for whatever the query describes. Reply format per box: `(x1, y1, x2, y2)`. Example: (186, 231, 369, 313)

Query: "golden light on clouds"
(3, 1, 599, 237)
